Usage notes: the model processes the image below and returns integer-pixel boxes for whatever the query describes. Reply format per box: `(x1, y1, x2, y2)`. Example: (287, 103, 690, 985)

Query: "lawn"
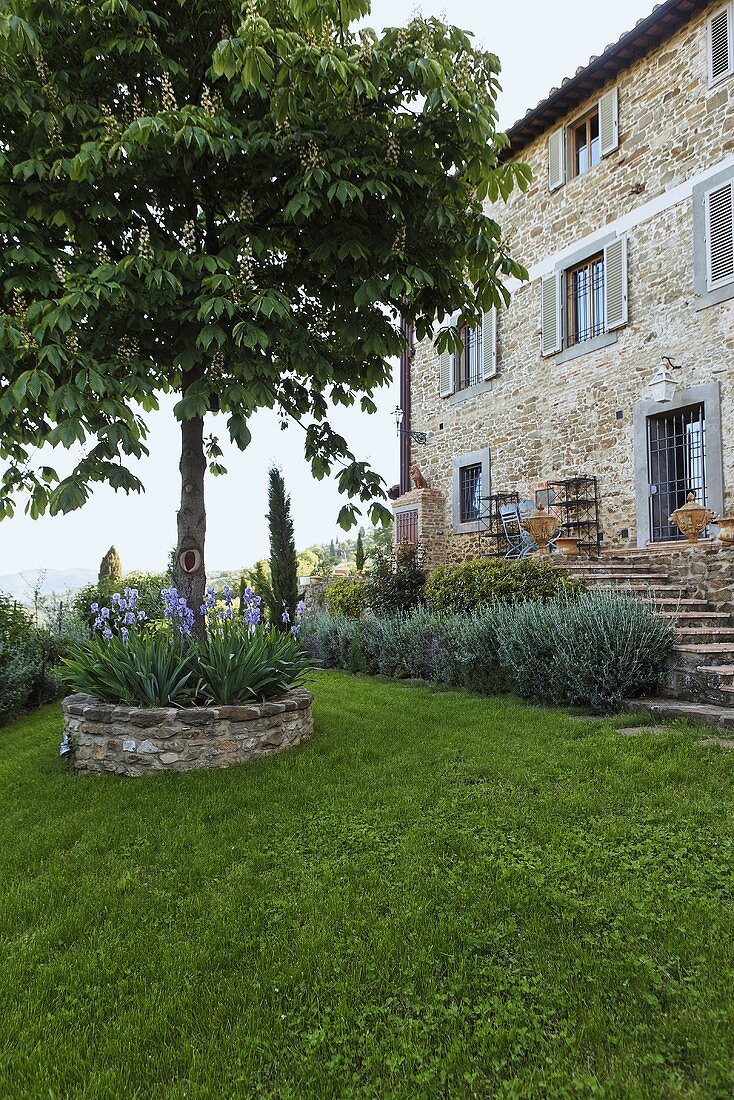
(2, 672, 734, 1099)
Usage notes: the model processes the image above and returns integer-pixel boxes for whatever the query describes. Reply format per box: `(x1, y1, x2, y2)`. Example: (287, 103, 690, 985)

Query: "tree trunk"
(174, 412, 207, 639)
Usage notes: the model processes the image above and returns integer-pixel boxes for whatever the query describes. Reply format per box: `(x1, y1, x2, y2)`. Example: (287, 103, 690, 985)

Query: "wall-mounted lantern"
(648, 356, 683, 404)
(392, 406, 428, 445)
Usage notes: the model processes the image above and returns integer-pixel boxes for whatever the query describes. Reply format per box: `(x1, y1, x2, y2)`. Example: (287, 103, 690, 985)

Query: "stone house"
(393, 0, 734, 567)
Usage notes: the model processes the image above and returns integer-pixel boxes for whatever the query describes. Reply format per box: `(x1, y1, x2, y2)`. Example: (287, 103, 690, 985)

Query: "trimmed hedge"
(325, 577, 368, 619)
(424, 557, 584, 613)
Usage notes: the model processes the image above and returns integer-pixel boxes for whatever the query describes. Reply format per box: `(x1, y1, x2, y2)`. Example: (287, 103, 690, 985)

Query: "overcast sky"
(1, 0, 652, 577)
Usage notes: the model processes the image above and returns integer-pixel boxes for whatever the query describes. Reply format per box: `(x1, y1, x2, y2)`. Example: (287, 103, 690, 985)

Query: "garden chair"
(500, 500, 562, 558)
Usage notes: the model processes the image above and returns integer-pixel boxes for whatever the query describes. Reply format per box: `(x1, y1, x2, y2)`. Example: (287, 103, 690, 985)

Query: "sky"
(0, 0, 653, 577)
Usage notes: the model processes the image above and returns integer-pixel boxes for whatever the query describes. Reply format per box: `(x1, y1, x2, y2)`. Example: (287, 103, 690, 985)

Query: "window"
(459, 463, 482, 523)
(571, 108, 601, 178)
(708, 3, 733, 85)
(452, 448, 491, 533)
(547, 87, 618, 191)
(456, 323, 483, 391)
(438, 307, 497, 398)
(566, 252, 605, 346)
(540, 236, 627, 358)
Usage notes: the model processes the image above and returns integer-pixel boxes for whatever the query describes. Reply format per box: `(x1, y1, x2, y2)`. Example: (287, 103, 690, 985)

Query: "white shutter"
(482, 307, 497, 379)
(708, 4, 733, 85)
(438, 347, 455, 397)
(604, 236, 628, 331)
(548, 128, 565, 191)
(706, 181, 734, 290)
(598, 86, 619, 156)
(540, 272, 562, 356)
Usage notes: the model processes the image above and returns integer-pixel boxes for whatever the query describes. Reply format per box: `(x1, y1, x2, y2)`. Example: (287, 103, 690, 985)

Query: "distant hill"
(0, 568, 96, 604)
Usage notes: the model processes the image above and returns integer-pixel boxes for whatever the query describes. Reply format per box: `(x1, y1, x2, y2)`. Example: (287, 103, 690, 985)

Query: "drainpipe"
(399, 316, 414, 496)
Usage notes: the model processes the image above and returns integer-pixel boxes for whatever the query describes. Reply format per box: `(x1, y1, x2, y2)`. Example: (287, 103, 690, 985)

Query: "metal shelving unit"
(545, 476, 601, 556)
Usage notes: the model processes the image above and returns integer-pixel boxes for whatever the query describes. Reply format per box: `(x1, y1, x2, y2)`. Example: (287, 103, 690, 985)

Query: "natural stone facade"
(404, 0, 734, 565)
(62, 689, 313, 777)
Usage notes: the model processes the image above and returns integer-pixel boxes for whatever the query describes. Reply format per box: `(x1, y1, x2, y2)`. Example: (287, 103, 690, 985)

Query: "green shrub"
(424, 556, 584, 613)
(0, 596, 71, 723)
(495, 590, 675, 713)
(71, 572, 170, 634)
(365, 543, 425, 617)
(325, 577, 368, 619)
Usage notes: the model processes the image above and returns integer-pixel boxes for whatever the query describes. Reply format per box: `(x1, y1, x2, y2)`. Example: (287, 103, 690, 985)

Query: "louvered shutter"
(706, 181, 734, 290)
(709, 4, 733, 84)
(604, 236, 628, 331)
(598, 86, 619, 156)
(540, 273, 562, 356)
(548, 128, 565, 191)
(439, 347, 455, 397)
(482, 307, 497, 379)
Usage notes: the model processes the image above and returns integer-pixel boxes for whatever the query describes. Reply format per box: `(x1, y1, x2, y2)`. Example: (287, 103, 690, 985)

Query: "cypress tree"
(267, 467, 299, 629)
(99, 546, 122, 586)
(355, 532, 365, 574)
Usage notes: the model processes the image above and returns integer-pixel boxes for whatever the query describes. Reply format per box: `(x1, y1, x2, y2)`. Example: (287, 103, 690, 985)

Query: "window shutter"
(604, 236, 628, 331)
(548, 128, 565, 191)
(709, 4, 733, 84)
(598, 86, 619, 156)
(439, 347, 455, 397)
(482, 307, 497, 379)
(706, 181, 734, 290)
(540, 273, 562, 356)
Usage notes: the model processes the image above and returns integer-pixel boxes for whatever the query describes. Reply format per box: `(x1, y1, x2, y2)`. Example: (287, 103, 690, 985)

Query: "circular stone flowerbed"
(62, 689, 314, 777)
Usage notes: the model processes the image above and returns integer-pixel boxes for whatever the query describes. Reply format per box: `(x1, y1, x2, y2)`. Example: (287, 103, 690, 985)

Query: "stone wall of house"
(410, 0, 734, 565)
(62, 689, 313, 777)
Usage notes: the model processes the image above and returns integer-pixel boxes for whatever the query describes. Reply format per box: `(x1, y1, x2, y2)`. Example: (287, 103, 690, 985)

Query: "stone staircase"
(558, 555, 734, 727)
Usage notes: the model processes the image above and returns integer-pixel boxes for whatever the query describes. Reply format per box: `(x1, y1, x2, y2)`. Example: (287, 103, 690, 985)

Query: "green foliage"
(267, 467, 299, 628)
(355, 531, 365, 573)
(325, 577, 368, 619)
(62, 631, 194, 708)
(0, 592, 72, 723)
(197, 624, 314, 705)
(300, 608, 507, 692)
(61, 622, 316, 707)
(0, 0, 528, 529)
(365, 543, 426, 616)
(71, 572, 170, 632)
(495, 590, 675, 713)
(302, 590, 674, 710)
(424, 557, 584, 613)
(98, 545, 122, 585)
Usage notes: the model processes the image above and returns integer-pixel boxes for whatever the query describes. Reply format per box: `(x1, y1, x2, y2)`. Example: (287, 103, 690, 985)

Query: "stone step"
(697, 664, 734, 676)
(674, 642, 734, 655)
(569, 572, 672, 581)
(638, 597, 710, 607)
(662, 611, 732, 622)
(676, 627, 734, 643)
(624, 697, 734, 729)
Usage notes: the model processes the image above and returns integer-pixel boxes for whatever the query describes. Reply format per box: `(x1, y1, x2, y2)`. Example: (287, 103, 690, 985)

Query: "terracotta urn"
(716, 516, 734, 545)
(669, 492, 715, 545)
(554, 535, 581, 558)
(520, 503, 560, 556)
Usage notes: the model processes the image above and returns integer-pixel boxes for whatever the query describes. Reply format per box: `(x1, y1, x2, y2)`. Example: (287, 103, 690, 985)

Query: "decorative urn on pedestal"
(669, 492, 715, 545)
(554, 535, 581, 558)
(715, 517, 734, 545)
(520, 503, 560, 556)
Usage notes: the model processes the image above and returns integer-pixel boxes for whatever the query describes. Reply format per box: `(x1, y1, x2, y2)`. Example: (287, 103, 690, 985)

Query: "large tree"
(0, 0, 529, 631)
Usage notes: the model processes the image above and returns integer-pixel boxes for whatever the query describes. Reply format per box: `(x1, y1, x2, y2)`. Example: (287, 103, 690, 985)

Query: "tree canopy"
(0, 0, 528, 612)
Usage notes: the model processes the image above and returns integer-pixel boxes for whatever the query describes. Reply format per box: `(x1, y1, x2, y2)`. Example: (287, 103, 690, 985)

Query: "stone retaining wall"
(62, 689, 314, 777)
(609, 544, 734, 611)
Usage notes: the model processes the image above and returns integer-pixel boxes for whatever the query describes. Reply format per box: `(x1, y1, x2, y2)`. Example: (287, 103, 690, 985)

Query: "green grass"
(2, 672, 734, 1099)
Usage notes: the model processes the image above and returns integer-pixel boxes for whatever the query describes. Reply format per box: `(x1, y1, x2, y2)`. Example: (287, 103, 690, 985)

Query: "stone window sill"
(693, 280, 734, 312)
(448, 376, 496, 405)
(554, 329, 618, 365)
